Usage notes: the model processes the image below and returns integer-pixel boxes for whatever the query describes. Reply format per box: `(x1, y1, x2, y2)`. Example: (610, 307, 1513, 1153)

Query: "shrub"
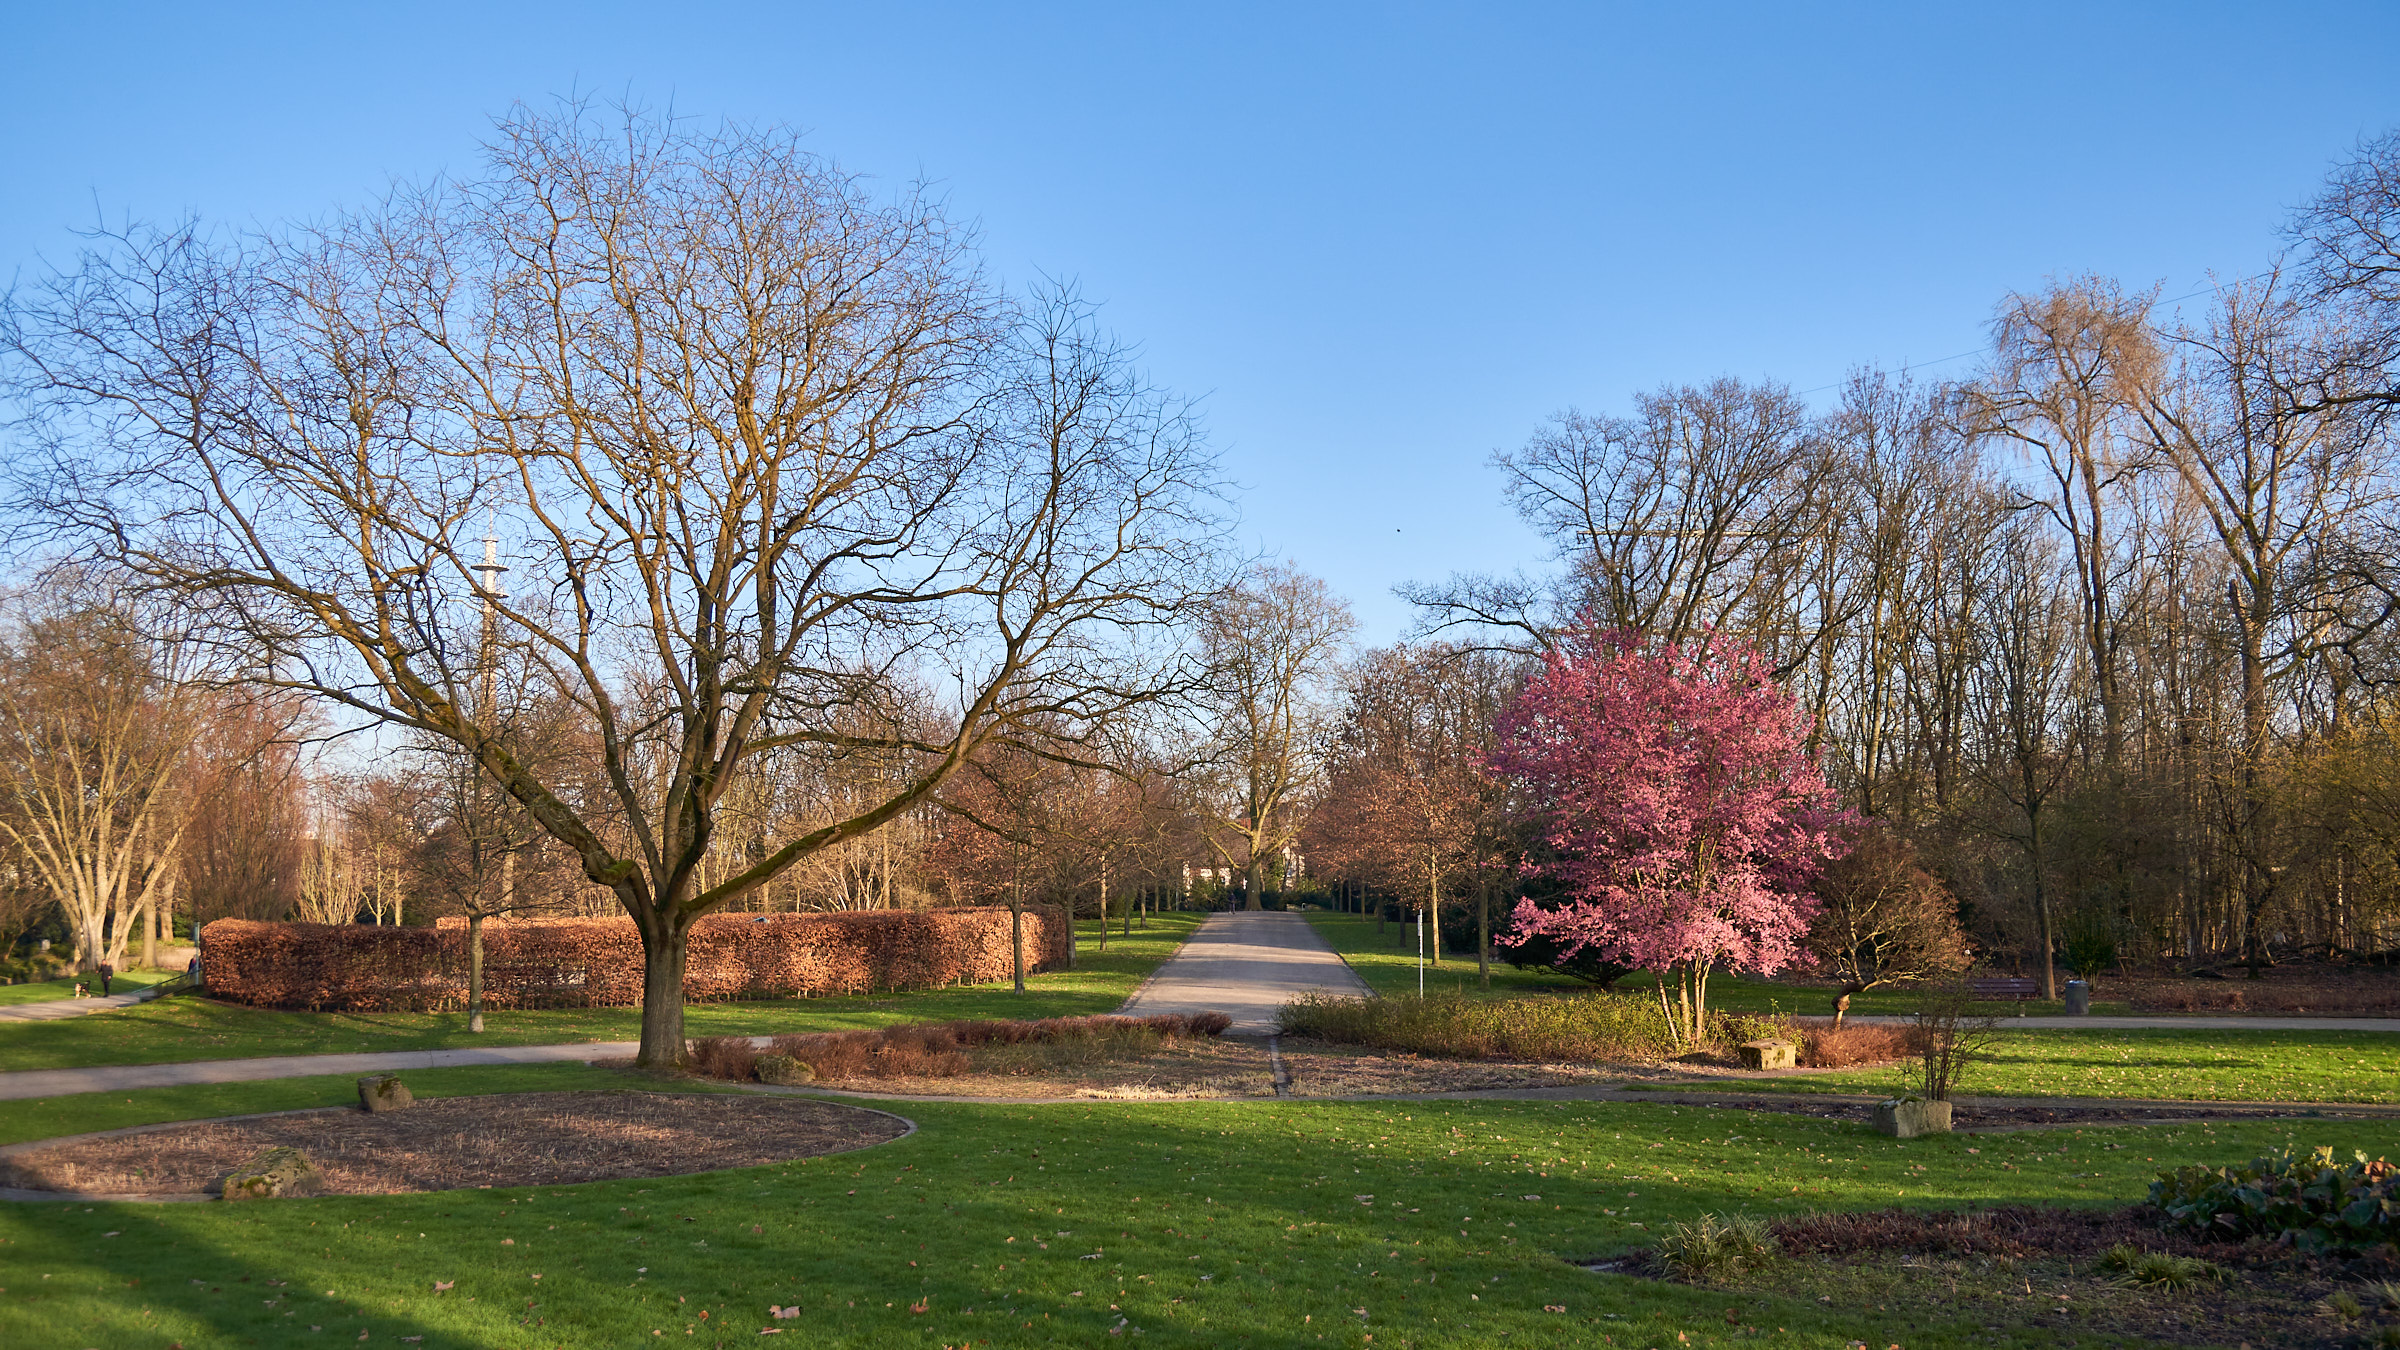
(1276, 990, 1675, 1063)
(2150, 1146, 2399, 1254)
(1792, 1017, 1912, 1068)
(1658, 1213, 1777, 1280)
(1899, 978, 2002, 1101)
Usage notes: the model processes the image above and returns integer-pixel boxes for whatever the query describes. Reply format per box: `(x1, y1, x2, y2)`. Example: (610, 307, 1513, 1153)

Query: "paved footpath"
(1114, 909, 1370, 1034)
(0, 1042, 639, 1102)
(0, 983, 174, 1023)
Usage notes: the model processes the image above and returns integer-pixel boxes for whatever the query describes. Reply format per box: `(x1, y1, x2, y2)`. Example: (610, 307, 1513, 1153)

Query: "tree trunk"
(1010, 885, 1026, 993)
(1476, 875, 1490, 990)
(1244, 855, 1262, 911)
(2029, 818, 2057, 1001)
(467, 912, 487, 1034)
(634, 920, 689, 1069)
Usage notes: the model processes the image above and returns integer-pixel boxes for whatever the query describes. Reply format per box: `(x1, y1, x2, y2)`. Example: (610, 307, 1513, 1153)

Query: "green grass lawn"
(0, 968, 178, 1008)
(1302, 913, 2138, 1016)
(1662, 1026, 2400, 1104)
(4, 1065, 2379, 1350)
(1304, 912, 1587, 999)
(0, 916, 1201, 1073)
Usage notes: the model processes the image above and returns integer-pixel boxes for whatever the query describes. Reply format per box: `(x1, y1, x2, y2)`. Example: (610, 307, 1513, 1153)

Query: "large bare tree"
(1191, 563, 1354, 910)
(4, 105, 1225, 1066)
(0, 575, 205, 973)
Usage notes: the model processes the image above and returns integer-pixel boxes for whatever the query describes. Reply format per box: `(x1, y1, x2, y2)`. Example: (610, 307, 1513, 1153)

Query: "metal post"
(1416, 905, 1425, 999)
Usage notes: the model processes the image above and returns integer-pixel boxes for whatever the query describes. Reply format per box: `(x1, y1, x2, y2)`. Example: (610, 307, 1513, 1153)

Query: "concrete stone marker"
(755, 1054, 815, 1087)
(222, 1146, 322, 1200)
(358, 1074, 413, 1111)
(1737, 1039, 1796, 1071)
(1872, 1098, 1954, 1138)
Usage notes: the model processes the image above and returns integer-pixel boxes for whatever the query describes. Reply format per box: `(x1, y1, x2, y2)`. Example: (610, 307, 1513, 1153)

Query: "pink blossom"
(1486, 623, 1849, 981)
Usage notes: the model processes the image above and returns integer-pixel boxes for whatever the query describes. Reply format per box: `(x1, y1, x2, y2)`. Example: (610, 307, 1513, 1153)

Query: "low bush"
(2151, 1146, 2399, 1253)
(1277, 989, 1676, 1063)
(1792, 1017, 1913, 1068)
(688, 1011, 1232, 1083)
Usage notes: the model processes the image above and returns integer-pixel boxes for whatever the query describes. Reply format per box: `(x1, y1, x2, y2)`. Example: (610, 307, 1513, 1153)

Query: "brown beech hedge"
(194, 906, 1070, 1012)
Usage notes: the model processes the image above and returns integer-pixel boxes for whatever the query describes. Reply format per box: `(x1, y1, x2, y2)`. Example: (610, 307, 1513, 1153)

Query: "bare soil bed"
(0, 1091, 907, 1197)
(701, 1036, 1623, 1099)
(1603, 1203, 2400, 1348)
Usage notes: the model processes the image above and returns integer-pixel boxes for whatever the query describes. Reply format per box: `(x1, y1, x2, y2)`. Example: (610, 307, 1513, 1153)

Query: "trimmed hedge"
(195, 906, 1070, 1012)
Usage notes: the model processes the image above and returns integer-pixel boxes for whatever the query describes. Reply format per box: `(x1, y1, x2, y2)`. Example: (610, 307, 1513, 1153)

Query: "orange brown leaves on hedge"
(195, 905, 1070, 1012)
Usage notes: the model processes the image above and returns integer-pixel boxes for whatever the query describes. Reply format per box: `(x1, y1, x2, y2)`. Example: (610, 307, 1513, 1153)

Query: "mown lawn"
(1665, 1026, 2400, 1104)
(0, 916, 1201, 1073)
(1302, 914, 2143, 1015)
(0, 969, 178, 1008)
(2, 1066, 2377, 1350)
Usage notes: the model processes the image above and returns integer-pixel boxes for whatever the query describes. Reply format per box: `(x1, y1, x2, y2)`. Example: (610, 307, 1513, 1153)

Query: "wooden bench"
(1967, 976, 2040, 1001)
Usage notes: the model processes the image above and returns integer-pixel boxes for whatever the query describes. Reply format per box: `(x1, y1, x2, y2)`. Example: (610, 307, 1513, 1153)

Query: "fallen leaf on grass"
(432, 1281, 453, 1293)
(909, 1300, 929, 1314)
(767, 1305, 799, 1320)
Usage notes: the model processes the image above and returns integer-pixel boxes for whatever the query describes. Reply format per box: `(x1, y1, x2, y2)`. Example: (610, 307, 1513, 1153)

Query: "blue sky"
(6, 3, 2395, 642)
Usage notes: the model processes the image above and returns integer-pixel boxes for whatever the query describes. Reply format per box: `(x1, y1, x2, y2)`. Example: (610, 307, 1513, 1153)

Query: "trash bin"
(2063, 979, 2091, 1015)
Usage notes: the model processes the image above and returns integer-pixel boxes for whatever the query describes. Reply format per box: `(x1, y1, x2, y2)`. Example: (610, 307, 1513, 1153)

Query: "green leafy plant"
(2097, 1243, 2225, 1289)
(2059, 928, 2119, 981)
(2320, 1289, 2367, 1321)
(1657, 1212, 1777, 1280)
(2150, 1146, 2399, 1253)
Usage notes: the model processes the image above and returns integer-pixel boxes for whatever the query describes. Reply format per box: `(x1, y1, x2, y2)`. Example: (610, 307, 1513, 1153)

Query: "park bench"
(1966, 976, 2040, 1001)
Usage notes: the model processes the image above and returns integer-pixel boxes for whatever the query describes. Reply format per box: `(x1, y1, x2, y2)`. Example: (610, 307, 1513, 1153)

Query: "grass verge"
(0, 970, 178, 1008)
(1, 1076, 2384, 1349)
(0, 916, 1200, 1073)
(1301, 913, 2136, 1016)
(1663, 1026, 2400, 1104)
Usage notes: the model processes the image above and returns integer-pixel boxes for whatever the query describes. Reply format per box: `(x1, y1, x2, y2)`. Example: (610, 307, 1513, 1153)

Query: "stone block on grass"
(1737, 1039, 1796, 1071)
(755, 1054, 816, 1087)
(221, 1146, 322, 1200)
(358, 1074, 413, 1111)
(1872, 1098, 1954, 1138)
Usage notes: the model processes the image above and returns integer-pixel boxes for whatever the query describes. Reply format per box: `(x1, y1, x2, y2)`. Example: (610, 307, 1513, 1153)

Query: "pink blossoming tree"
(1487, 624, 1849, 1047)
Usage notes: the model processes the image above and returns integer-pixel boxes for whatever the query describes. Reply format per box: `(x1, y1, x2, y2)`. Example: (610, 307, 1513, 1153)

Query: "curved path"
(1113, 909, 1370, 1034)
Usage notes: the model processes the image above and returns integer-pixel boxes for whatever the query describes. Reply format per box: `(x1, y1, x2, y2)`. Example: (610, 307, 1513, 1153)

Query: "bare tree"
(2137, 275, 2393, 973)
(0, 575, 206, 973)
(4, 104, 1226, 1066)
(1804, 824, 1971, 1025)
(1192, 564, 1354, 910)
(1971, 278, 2163, 767)
(1967, 519, 2081, 998)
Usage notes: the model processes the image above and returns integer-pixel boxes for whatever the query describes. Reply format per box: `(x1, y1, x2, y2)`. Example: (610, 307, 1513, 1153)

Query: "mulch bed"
(0, 1091, 907, 1197)
(1604, 1203, 2400, 1348)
